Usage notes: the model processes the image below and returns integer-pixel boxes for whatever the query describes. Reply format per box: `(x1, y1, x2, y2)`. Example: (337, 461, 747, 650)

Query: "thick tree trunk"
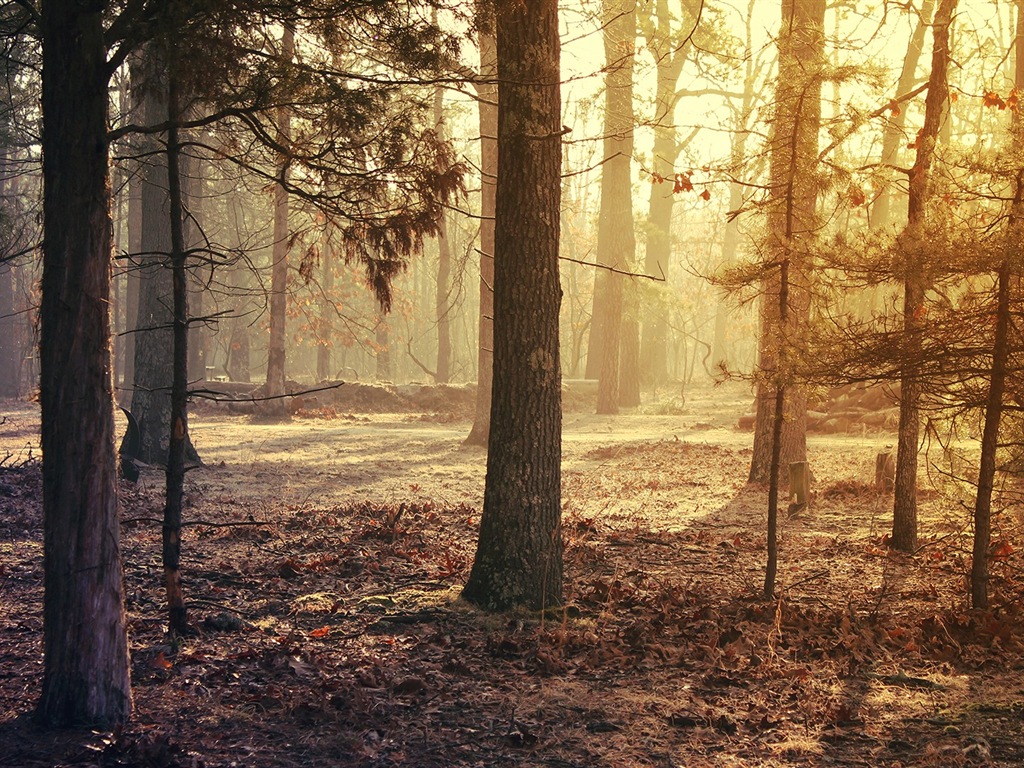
(594, 0, 636, 415)
(749, 0, 824, 484)
(37, 0, 132, 726)
(264, 26, 294, 419)
(463, 0, 563, 611)
(127, 57, 199, 467)
(891, 0, 958, 552)
(466, 12, 497, 446)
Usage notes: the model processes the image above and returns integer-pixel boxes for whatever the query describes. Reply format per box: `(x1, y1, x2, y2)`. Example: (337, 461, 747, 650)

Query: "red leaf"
(151, 651, 173, 670)
(699, 189, 711, 201)
(993, 540, 1014, 559)
(310, 626, 331, 638)
(850, 187, 866, 206)
(983, 91, 1005, 109)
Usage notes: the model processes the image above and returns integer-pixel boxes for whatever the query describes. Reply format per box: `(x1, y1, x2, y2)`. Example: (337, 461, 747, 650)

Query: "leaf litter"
(1, 382, 1024, 766)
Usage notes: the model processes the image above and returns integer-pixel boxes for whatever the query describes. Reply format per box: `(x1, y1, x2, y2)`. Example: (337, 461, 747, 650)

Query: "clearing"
(1, 381, 1022, 767)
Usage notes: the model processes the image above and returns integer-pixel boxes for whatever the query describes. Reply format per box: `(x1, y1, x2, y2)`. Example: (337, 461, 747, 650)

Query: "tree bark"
(433, 83, 452, 385)
(594, 0, 637, 414)
(126, 49, 199, 466)
(466, 9, 497, 446)
(891, 0, 958, 552)
(264, 25, 294, 420)
(37, 0, 132, 726)
(163, 59, 189, 634)
(749, 0, 824, 484)
(463, 0, 563, 612)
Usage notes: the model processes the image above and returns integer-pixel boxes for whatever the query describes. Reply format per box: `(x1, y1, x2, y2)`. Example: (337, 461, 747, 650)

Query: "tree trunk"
(433, 42, 452, 385)
(264, 25, 294, 419)
(638, 0, 689, 386)
(466, 9, 497, 446)
(126, 52, 199, 467)
(317, 225, 333, 382)
(121, 58, 144, 400)
(375, 316, 392, 381)
(163, 61, 190, 634)
(0, 261, 15, 397)
(970, 4, 1022, 607)
(0, 143, 20, 398)
(869, 0, 934, 231)
(37, 0, 132, 726)
(463, 0, 563, 612)
(749, 0, 824, 484)
(594, 0, 637, 415)
(713, 2, 758, 372)
(891, 0, 958, 552)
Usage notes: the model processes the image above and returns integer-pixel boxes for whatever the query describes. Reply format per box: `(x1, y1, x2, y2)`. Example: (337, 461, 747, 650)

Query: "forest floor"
(2, 380, 1024, 767)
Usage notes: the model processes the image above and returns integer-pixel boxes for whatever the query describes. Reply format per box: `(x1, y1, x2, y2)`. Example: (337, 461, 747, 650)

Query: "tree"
(465, 3, 497, 447)
(890, 0, 957, 552)
(969, 0, 1021, 609)
(433, 77, 452, 384)
(462, 0, 563, 611)
(125, 48, 200, 466)
(37, 0, 131, 726)
(638, 0, 695, 386)
(263, 24, 295, 421)
(748, 0, 825, 485)
(869, 0, 934, 231)
(593, 0, 637, 414)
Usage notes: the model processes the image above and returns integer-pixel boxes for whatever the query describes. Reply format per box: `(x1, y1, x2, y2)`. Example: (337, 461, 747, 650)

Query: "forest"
(3, 0, 1024, 765)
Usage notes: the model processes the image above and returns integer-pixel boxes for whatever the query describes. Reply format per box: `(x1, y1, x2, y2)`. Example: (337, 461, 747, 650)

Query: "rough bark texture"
(891, 0, 957, 552)
(164, 64, 189, 633)
(37, 0, 132, 726)
(594, 0, 636, 414)
(127, 51, 199, 466)
(264, 26, 294, 420)
(749, 0, 824, 484)
(465, 11, 497, 447)
(462, 0, 563, 612)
